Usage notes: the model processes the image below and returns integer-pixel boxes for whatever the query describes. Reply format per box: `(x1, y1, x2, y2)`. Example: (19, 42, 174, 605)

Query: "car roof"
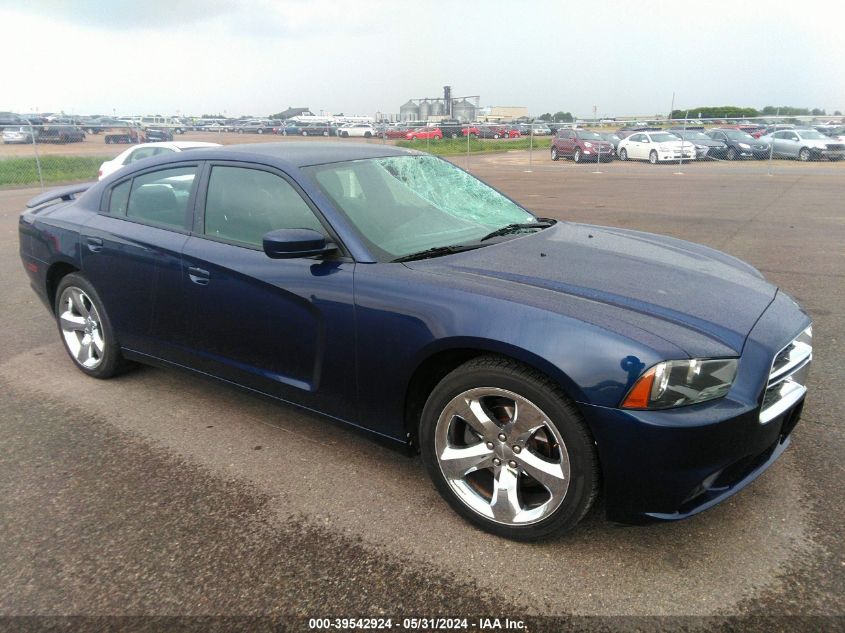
(176, 142, 416, 167)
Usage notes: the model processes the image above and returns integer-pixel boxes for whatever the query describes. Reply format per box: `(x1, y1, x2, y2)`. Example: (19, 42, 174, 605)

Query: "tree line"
(670, 106, 841, 119)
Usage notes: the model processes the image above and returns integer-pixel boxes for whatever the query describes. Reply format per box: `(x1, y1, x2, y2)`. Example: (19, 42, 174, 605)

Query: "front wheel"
(302, 131, 308, 136)
(419, 356, 599, 541)
(54, 273, 133, 379)
(798, 147, 811, 162)
(726, 147, 737, 161)
(551, 146, 559, 161)
(574, 149, 582, 163)
(257, 129, 264, 134)
(619, 148, 628, 161)
(649, 150, 658, 164)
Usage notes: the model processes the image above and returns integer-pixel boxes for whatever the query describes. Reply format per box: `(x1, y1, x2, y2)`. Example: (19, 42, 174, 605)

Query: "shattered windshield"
(304, 155, 536, 260)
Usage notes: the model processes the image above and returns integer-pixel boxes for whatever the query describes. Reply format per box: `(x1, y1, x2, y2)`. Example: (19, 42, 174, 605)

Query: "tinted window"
(126, 166, 197, 229)
(108, 180, 131, 215)
(204, 166, 324, 247)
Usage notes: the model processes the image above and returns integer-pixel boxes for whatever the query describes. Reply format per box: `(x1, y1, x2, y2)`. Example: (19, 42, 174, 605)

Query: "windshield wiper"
(479, 220, 553, 242)
(392, 243, 485, 263)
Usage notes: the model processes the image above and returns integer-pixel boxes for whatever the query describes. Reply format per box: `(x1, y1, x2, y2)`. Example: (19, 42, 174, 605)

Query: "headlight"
(620, 358, 738, 409)
(739, 143, 751, 149)
(584, 142, 593, 147)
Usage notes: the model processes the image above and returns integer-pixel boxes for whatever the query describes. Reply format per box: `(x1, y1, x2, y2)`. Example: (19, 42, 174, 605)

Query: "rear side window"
(125, 166, 197, 229)
(203, 166, 324, 247)
(108, 180, 131, 215)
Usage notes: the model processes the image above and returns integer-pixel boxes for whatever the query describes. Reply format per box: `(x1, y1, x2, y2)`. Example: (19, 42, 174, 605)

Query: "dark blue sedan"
(18, 143, 812, 540)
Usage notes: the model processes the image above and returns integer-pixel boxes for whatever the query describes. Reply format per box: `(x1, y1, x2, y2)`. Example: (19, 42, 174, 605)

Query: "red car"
(382, 126, 410, 139)
(405, 127, 443, 140)
(505, 126, 521, 138)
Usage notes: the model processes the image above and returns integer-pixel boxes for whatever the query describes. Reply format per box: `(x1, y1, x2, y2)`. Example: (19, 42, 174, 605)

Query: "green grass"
(396, 137, 552, 156)
(0, 155, 108, 187)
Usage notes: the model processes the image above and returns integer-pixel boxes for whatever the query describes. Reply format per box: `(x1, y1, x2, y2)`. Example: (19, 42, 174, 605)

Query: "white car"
(617, 131, 697, 164)
(337, 123, 377, 138)
(98, 141, 220, 180)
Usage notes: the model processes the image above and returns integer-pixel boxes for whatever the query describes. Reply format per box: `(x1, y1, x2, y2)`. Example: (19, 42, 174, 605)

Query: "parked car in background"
(438, 121, 480, 139)
(144, 128, 174, 142)
(551, 129, 614, 163)
(616, 126, 661, 139)
(405, 127, 443, 140)
(275, 122, 303, 136)
(597, 132, 622, 154)
(705, 129, 770, 160)
(300, 123, 333, 137)
(617, 131, 696, 163)
(510, 123, 531, 136)
(818, 126, 845, 143)
(668, 129, 728, 160)
(528, 123, 552, 135)
(504, 125, 522, 138)
(338, 123, 377, 138)
(2, 126, 37, 144)
(98, 141, 221, 180)
(381, 125, 410, 139)
(104, 125, 144, 144)
(19, 143, 812, 540)
(38, 125, 86, 143)
(81, 118, 127, 134)
(759, 128, 845, 161)
(477, 125, 509, 139)
(236, 120, 279, 135)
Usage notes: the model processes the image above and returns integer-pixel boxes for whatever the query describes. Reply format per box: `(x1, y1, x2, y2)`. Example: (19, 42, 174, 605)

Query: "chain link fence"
(3, 117, 844, 193)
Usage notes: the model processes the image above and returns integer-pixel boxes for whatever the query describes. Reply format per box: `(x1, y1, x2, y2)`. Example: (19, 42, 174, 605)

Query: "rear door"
(180, 162, 357, 418)
(81, 163, 198, 358)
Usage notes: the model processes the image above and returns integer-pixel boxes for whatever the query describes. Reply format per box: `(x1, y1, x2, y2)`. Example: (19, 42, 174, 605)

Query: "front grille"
(760, 326, 812, 424)
(825, 144, 845, 151)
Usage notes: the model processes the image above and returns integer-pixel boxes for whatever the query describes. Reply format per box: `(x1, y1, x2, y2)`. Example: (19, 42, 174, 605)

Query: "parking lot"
(0, 152, 842, 630)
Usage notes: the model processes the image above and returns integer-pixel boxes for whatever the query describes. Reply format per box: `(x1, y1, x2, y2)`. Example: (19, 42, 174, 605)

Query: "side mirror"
(263, 228, 335, 259)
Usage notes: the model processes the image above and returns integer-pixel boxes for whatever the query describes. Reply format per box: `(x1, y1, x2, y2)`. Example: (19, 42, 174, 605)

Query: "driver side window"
(203, 166, 325, 248)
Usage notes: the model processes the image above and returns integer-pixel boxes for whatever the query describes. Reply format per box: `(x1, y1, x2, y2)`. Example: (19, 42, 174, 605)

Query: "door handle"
(86, 237, 103, 253)
(187, 266, 210, 285)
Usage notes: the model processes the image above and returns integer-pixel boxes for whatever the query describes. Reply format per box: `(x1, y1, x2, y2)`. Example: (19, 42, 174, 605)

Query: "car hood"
(407, 222, 777, 355)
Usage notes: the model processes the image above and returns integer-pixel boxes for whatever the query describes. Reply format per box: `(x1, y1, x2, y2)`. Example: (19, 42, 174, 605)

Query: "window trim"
(98, 161, 201, 234)
(192, 160, 350, 258)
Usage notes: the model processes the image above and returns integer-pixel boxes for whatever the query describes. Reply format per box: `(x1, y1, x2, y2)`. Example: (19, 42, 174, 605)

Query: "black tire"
(341, 131, 348, 138)
(619, 148, 627, 161)
(574, 149, 582, 163)
(54, 273, 134, 379)
(726, 147, 737, 161)
(257, 129, 264, 134)
(419, 356, 599, 541)
(798, 147, 811, 162)
(551, 146, 559, 161)
(451, 132, 459, 139)
(364, 132, 372, 138)
(648, 150, 658, 164)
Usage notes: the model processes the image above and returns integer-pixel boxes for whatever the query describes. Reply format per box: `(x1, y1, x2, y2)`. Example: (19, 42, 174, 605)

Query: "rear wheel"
(302, 131, 309, 136)
(364, 132, 372, 138)
(54, 273, 133, 379)
(420, 357, 599, 541)
(649, 150, 658, 164)
(257, 129, 264, 134)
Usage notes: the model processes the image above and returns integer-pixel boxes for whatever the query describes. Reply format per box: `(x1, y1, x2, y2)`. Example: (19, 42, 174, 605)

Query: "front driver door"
(181, 162, 357, 419)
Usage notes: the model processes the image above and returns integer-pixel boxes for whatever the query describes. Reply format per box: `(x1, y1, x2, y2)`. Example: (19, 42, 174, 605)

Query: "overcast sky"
(2, 0, 843, 118)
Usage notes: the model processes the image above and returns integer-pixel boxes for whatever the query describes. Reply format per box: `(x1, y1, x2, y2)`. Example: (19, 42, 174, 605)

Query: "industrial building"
(399, 86, 479, 122)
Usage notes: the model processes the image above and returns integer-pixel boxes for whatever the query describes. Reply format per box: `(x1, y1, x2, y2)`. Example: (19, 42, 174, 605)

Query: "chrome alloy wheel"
(434, 387, 570, 525)
(58, 286, 105, 369)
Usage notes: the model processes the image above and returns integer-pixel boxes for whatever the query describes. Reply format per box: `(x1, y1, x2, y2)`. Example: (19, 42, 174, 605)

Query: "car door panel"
(180, 162, 357, 419)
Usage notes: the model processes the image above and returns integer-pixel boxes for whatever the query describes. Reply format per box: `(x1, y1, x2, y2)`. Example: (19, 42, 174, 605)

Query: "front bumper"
(581, 290, 811, 524)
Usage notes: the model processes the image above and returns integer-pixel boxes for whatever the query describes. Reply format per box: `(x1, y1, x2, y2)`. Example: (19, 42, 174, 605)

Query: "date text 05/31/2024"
(307, 617, 526, 630)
